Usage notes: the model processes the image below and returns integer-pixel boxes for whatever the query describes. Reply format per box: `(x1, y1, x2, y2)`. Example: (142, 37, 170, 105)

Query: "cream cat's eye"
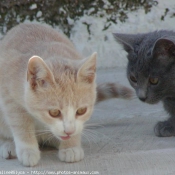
(49, 109, 61, 118)
(149, 77, 159, 85)
(130, 75, 137, 83)
(76, 107, 87, 116)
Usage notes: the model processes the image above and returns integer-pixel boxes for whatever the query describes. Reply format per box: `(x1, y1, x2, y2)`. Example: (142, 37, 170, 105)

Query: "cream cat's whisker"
(41, 134, 55, 147)
(84, 122, 105, 129)
(27, 129, 50, 134)
(84, 129, 115, 144)
(81, 132, 93, 150)
(35, 132, 50, 137)
(86, 127, 127, 147)
(83, 130, 100, 142)
(83, 133, 99, 144)
(24, 129, 52, 138)
(82, 132, 99, 153)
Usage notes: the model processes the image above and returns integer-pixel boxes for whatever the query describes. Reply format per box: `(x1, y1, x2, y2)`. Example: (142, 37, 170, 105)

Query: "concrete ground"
(1, 68, 175, 175)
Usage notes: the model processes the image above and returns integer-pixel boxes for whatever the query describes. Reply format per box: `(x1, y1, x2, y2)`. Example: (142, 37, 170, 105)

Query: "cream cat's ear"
(27, 56, 54, 89)
(77, 52, 97, 83)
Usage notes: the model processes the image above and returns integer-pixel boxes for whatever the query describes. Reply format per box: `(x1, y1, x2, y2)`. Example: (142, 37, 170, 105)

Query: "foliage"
(0, 0, 157, 37)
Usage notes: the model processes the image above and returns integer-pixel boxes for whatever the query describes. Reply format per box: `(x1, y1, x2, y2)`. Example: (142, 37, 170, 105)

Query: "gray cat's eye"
(149, 77, 159, 85)
(130, 75, 137, 83)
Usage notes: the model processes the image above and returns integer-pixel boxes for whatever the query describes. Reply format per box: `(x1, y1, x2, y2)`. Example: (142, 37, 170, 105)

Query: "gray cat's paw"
(154, 121, 175, 137)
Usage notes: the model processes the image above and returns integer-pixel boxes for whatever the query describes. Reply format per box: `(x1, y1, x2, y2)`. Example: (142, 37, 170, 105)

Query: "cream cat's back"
(0, 23, 81, 62)
(1, 23, 74, 51)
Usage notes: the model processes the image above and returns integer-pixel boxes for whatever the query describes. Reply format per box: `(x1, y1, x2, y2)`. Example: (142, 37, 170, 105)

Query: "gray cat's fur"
(114, 30, 175, 137)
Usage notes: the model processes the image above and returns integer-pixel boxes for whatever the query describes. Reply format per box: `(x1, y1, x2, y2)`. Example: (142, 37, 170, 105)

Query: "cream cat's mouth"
(60, 136, 70, 140)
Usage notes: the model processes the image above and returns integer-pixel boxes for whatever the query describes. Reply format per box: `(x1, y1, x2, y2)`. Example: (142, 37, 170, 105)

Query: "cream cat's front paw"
(17, 147, 40, 167)
(0, 140, 16, 159)
(58, 147, 84, 163)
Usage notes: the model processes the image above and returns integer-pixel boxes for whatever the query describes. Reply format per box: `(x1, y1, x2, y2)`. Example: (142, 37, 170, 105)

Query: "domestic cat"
(114, 31, 175, 138)
(0, 23, 133, 167)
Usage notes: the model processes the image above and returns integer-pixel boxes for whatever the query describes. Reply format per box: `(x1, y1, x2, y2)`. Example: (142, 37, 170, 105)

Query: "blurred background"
(0, 0, 174, 68)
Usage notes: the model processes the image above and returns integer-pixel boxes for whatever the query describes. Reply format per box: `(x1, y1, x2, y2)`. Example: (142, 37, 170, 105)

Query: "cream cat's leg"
(0, 139, 16, 159)
(0, 109, 16, 159)
(58, 134, 84, 162)
(4, 105, 40, 167)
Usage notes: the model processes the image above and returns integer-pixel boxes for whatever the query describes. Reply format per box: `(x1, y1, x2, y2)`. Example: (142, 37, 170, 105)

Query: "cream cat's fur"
(0, 23, 133, 167)
(0, 23, 97, 167)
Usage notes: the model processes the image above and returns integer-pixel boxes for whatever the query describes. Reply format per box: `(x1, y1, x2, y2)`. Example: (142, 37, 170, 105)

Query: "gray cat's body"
(114, 30, 175, 137)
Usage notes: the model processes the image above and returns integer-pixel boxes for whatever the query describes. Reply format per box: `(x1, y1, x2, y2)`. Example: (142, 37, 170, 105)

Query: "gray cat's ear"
(152, 38, 175, 58)
(77, 52, 97, 84)
(113, 33, 134, 52)
(27, 56, 55, 90)
(113, 33, 145, 53)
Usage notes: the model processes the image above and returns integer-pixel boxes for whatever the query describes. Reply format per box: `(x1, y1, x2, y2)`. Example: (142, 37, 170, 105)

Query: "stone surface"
(1, 68, 175, 175)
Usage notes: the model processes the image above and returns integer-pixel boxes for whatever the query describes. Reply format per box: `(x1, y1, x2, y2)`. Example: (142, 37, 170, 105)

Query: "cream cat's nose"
(64, 121, 75, 135)
(64, 130, 75, 135)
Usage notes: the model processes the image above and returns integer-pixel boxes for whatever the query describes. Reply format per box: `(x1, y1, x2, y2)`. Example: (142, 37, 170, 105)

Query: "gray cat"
(113, 31, 175, 137)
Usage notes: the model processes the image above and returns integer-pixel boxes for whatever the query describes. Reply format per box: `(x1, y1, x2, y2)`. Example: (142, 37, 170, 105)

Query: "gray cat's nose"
(139, 96, 147, 102)
(137, 89, 147, 102)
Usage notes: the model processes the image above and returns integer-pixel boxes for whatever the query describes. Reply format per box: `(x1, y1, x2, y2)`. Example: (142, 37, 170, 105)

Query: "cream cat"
(0, 23, 133, 167)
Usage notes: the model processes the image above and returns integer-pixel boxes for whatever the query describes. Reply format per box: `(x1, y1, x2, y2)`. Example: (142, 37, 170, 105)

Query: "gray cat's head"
(114, 31, 175, 104)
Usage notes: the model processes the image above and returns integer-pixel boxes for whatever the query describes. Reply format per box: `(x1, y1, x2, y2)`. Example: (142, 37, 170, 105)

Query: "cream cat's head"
(25, 53, 97, 141)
